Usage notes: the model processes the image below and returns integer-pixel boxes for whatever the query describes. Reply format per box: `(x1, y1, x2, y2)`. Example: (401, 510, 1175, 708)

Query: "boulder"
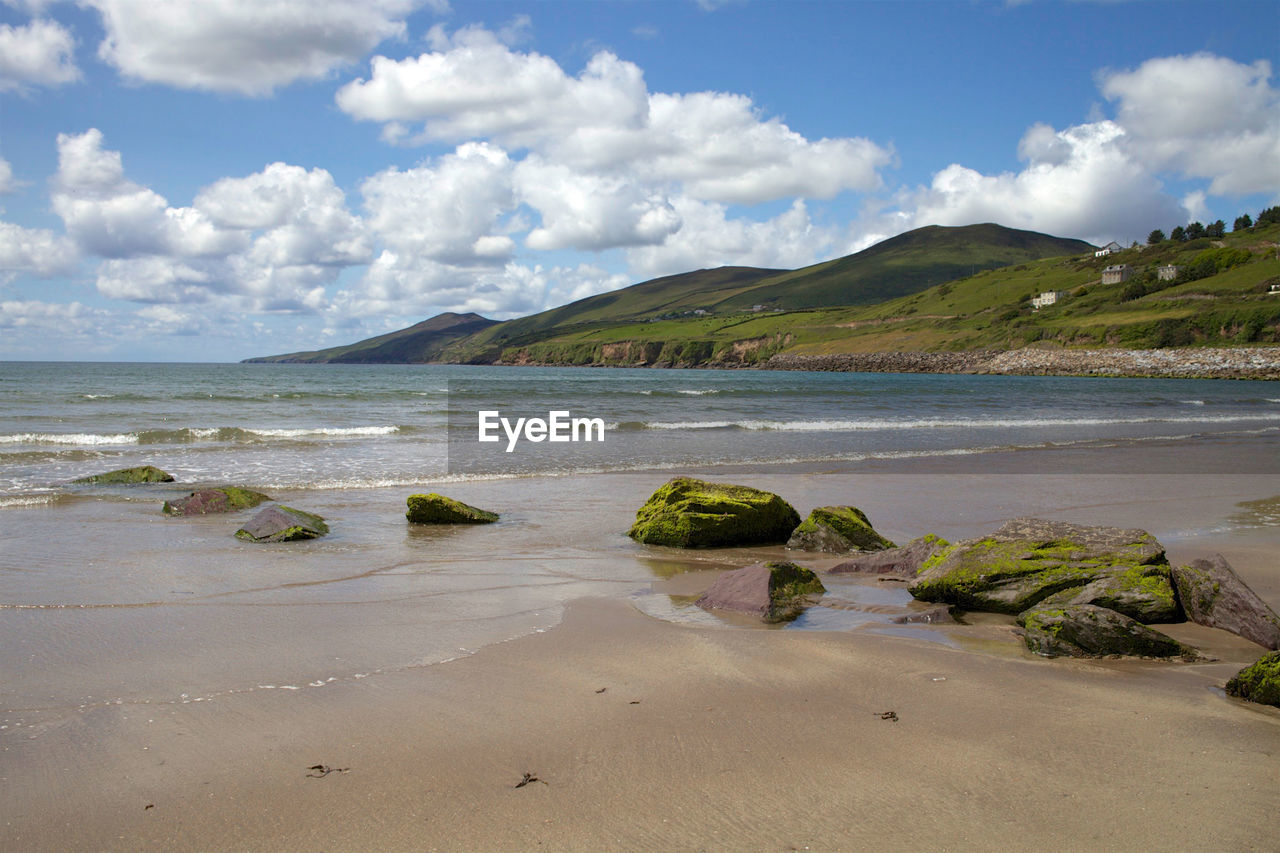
(892, 604, 954, 625)
(1171, 555, 1280, 650)
(695, 561, 825, 623)
(72, 465, 174, 485)
(1018, 604, 1196, 659)
(235, 505, 329, 542)
(406, 493, 498, 524)
(628, 478, 801, 548)
(163, 487, 271, 516)
(1224, 651, 1280, 707)
(909, 518, 1180, 622)
(786, 506, 895, 553)
(829, 534, 949, 578)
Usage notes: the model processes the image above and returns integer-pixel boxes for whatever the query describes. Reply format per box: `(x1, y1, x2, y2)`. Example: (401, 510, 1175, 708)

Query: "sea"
(2, 362, 1278, 728)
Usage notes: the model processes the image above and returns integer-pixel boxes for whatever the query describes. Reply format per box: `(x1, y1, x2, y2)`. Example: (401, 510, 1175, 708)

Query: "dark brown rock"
(1171, 554, 1280, 650)
(1018, 604, 1196, 659)
(235, 505, 329, 543)
(695, 561, 825, 623)
(163, 487, 271, 516)
(830, 534, 949, 579)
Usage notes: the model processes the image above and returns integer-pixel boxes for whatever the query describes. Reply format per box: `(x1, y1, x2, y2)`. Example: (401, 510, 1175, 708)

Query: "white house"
(1102, 264, 1134, 285)
(1031, 290, 1067, 310)
(1157, 264, 1181, 281)
(1095, 241, 1123, 257)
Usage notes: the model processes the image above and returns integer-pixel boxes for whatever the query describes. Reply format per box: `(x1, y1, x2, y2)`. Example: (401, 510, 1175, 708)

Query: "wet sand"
(2, 455, 1279, 851)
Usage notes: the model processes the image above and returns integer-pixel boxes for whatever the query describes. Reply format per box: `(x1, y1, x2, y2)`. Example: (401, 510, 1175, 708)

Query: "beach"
(1, 363, 1278, 850)
(3, 460, 1279, 851)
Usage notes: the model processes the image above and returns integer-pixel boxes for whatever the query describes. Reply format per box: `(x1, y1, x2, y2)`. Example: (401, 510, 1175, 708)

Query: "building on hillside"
(1031, 290, 1067, 310)
(1269, 283, 1280, 296)
(1157, 264, 1181, 281)
(1102, 264, 1134, 285)
(1095, 241, 1123, 257)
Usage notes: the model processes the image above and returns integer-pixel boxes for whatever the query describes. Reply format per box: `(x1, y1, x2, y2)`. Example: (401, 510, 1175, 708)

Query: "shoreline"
(488, 345, 1280, 380)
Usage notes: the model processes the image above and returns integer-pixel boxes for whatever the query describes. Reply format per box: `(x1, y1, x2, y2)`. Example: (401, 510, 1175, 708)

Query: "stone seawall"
(764, 347, 1280, 380)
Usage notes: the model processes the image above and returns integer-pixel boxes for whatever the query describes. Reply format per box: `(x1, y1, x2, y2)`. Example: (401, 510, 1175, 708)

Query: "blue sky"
(1, 0, 1277, 361)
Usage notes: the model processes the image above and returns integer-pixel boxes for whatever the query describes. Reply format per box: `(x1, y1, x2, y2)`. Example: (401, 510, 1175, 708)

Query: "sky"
(0, 0, 1277, 362)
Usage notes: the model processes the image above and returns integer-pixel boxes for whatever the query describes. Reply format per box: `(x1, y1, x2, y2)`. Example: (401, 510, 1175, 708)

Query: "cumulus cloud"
(86, 0, 421, 95)
(51, 129, 369, 311)
(1099, 53, 1280, 195)
(0, 17, 79, 92)
(336, 25, 891, 204)
(0, 220, 79, 278)
(0, 155, 15, 195)
(896, 121, 1186, 245)
(0, 300, 106, 336)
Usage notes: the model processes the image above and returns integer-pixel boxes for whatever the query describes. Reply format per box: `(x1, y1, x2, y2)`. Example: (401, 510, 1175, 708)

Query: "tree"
(1234, 214, 1253, 231)
(1205, 220, 1225, 239)
(1171, 225, 1187, 242)
(1258, 206, 1280, 226)
(1185, 221, 1206, 240)
(1147, 229, 1165, 244)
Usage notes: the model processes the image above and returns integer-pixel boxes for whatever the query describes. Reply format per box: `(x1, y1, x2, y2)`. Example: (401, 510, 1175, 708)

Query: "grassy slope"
(493, 224, 1280, 364)
(245, 313, 497, 363)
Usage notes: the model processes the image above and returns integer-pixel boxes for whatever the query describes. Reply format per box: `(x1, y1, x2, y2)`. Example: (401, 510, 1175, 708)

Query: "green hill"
(244, 312, 496, 363)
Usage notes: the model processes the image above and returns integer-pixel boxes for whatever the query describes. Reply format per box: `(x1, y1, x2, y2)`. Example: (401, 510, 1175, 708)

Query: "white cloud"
(0, 220, 79, 278)
(360, 142, 515, 265)
(86, 0, 420, 95)
(0, 17, 79, 92)
(336, 26, 891, 204)
(0, 155, 13, 194)
(898, 121, 1185, 245)
(0, 299, 105, 333)
(626, 198, 835, 280)
(1099, 53, 1280, 195)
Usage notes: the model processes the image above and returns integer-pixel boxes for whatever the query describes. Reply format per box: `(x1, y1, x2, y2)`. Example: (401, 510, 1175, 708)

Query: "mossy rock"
(163, 487, 271, 516)
(1225, 651, 1280, 707)
(696, 560, 826, 623)
(72, 465, 174, 485)
(235, 505, 329, 542)
(1171, 555, 1280, 650)
(786, 505, 895, 553)
(628, 477, 800, 548)
(909, 518, 1179, 620)
(1018, 604, 1196, 659)
(406, 493, 499, 524)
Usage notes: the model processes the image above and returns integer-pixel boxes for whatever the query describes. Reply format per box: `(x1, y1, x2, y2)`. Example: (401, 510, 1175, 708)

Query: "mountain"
(243, 312, 497, 363)
(243, 224, 1097, 364)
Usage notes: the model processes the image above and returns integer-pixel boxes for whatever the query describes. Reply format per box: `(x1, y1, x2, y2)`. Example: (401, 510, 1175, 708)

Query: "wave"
(615, 413, 1280, 432)
(0, 425, 408, 447)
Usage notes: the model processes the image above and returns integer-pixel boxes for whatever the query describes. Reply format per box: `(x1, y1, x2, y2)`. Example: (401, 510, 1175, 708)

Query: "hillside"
(244, 312, 496, 363)
(246, 223, 1094, 364)
(490, 222, 1280, 368)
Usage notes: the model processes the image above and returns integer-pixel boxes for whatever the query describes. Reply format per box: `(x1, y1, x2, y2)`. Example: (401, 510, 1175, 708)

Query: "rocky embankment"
(765, 346, 1280, 380)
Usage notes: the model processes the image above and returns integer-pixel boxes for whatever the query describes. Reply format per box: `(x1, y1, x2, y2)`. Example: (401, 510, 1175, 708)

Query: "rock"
(892, 604, 954, 625)
(829, 534, 949, 578)
(908, 518, 1180, 622)
(628, 478, 801, 548)
(786, 506, 895, 553)
(1171, 555, 1280, 650)
(163, 487, 271, 516)
(72, 465, 174, 485)
(235, 506, 329, 542)
(1224, 651, 1280, 707)
(406, 493, 499, 524)
(1018, 604, 1196, 659)
(695, 561, 825, 623)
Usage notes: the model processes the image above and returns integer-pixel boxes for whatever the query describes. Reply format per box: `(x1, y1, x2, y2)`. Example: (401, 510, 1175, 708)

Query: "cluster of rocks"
(764, 346, 1280, 380)
(626, 476, 1280, 708)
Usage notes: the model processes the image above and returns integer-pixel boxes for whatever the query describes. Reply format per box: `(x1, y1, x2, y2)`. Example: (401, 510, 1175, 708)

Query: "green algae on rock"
(785, 505, 896, 553)
(628, 477, 801, 548)
(163, 487, 271, 516)
(406, 493, 499, 524)
(1018, 604, 1195, 659)
(1225, 651, 1280, 707)
(235, 505, 329, 543)
(909, 518, 1180, 621)
(695, 560, 826, 623)
(72, 465, 174, 485)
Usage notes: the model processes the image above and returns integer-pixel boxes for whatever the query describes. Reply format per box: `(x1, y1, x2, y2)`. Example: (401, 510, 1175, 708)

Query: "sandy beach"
(3, 455, 1278, 852)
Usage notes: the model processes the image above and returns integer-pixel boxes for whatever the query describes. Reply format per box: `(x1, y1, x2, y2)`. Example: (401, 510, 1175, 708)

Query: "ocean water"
(2, 362, 1278, 726)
